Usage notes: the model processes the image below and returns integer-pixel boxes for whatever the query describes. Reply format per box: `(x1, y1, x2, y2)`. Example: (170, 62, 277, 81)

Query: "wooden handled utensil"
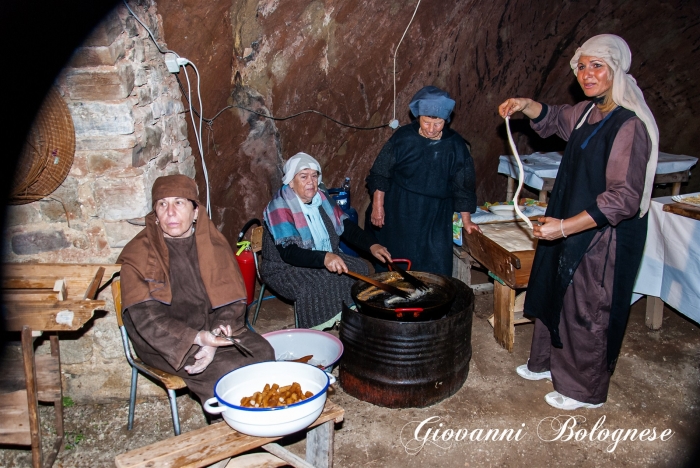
(387, 261, 430, 291)
(344, 270, 411, 298)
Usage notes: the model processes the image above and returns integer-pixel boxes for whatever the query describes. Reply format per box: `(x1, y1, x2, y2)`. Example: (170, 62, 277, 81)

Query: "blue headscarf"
(408, 86, 456, 122)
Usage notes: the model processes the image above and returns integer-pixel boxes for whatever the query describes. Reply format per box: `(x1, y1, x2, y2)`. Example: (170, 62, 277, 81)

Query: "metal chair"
(111, 276, 187, 436)
(250, 225, 299, 328)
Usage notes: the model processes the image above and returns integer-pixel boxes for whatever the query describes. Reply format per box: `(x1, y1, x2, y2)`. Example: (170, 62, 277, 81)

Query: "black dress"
(365, 121, 477, 275)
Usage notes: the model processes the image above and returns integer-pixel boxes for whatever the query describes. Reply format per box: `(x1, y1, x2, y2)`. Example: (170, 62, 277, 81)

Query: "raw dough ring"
(505, 116, 534, 229)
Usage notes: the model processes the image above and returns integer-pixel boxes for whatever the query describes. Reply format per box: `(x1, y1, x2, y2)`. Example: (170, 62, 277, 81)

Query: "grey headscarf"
(570, 34, 659, 216)
(282, 152, 323, 185)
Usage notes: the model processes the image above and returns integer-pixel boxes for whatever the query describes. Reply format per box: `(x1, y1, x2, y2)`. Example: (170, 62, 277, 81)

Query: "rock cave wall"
(158, 0, 699, 243)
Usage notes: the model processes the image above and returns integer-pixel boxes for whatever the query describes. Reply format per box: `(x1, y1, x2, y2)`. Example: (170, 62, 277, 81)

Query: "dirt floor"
(2, 280, 699, 467)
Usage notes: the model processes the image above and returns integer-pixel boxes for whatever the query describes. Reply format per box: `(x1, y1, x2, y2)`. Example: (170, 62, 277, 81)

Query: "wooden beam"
(3, 300, 103, 332)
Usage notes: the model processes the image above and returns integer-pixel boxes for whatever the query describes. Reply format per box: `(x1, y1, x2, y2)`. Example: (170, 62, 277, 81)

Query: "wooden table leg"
(671, 182, 681, 196)
(21, 326, 42, 468)
(645, 296, 664, 330)
(493, 282, 516, 352)
(306, 420, 334, 468)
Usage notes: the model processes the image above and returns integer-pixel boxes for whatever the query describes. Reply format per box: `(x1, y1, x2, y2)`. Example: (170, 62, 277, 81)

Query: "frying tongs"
(212, 328, 254, 356)
(344, 270, 411, 299)
(387, 261, 431, 291)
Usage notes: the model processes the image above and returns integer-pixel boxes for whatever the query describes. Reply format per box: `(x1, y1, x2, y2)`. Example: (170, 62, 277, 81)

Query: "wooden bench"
(0, 263, 119, 468)
(115, 399, 344, 468)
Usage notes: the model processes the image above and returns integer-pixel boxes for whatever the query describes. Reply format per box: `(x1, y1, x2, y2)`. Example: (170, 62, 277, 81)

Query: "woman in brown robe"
(117, 175, 274, 403)
(498, 34, 658, 410)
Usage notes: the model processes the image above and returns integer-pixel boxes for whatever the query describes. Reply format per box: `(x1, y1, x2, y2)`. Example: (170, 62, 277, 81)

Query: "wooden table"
(461, 222, 537, 351)
(1, 263, 119, 468)
(115, 399, 345, 468)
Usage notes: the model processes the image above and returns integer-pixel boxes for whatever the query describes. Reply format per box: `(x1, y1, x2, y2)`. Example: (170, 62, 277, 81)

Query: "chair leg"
(294, 302, 299, 328)
(128, 367, 138, 431)
(252, 283, 266, 325)
(167, 389, 181, 436)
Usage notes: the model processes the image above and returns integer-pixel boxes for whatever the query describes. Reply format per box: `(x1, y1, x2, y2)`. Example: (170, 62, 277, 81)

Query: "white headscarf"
(569, 34, 659, 216)
(282, 152, 323, 185)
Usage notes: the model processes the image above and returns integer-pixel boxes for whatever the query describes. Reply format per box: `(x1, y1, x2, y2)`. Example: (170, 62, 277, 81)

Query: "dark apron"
(524, 103, 647, 371)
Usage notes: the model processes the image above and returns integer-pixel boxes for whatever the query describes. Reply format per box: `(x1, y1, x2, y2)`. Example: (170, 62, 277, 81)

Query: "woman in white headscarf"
(498, 34, 658, 410)
(262, 152, 392, 329)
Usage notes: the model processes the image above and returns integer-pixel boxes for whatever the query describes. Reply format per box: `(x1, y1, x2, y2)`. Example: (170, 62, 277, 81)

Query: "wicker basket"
(10, 87, 76, 205)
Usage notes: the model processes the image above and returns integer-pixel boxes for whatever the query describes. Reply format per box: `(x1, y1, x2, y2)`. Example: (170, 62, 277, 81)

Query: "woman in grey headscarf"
(366, 86, 479, 276)
(262, 152, 392, 329)
(498, 34, 658, 410)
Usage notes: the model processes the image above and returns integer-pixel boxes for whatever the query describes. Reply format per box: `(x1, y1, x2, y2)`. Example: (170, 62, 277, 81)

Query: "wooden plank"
(115, 400, 344, 468)
(663, 202, 700, 221)
(4, 290, 62, 303)
(83, 266, 105, 300)
(654, 170, 689, 185)
(225, 453, 286, 468)
(251, 227, 263, 253)
(3, 264, 120, 300)
(464, 229, 521, 289)
(0, 390, 32, 445)
(306, 420, 333, 468)
(21, 327, 42, 468)
(1, 353, 62, 401)
(3, 300, 103, 332)
(2, 277, 63, 290)
(493, 282, 515, 352)
(645, 296, 664, 330)
(452, 249, 472, 285)
(262, 443, 314, 468)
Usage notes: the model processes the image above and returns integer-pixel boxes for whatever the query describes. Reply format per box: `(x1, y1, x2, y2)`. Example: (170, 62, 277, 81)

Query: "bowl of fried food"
(262, 329, 343, 371)
(203, 361, 335, 437)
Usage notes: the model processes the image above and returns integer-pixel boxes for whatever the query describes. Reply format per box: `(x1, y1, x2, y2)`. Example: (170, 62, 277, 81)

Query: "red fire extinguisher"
(235, 218, 260, 305)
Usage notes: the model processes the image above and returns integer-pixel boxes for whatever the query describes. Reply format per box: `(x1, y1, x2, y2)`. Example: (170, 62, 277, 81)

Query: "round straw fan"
(10, 87, 75, 205)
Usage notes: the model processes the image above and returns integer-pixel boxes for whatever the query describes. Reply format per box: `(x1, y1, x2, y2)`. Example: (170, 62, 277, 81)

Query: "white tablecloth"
(498, 152, 698, 190)
(632, 197, 700, 324)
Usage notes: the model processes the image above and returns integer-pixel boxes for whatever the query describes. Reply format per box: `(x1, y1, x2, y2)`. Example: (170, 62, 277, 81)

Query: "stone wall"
(4, 0, 195, 402)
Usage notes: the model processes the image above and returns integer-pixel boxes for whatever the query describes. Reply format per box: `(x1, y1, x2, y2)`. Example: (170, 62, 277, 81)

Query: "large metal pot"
(350, 269, 457, 321)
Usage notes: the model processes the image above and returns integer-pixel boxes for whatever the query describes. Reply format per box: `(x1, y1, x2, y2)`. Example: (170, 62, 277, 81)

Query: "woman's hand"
(369, 244, 392, 263)
(533, 217, 565, 241)
(371, 190, 386, 227)
(463, 221, 481, 234)
(184, 346, 216, 374)
(194, 326, 233, 348)
(324, 253, 348, 274)
(460, 212, 481, 235)
(498, 98, 542, 119)
(371, 204, 385, 227)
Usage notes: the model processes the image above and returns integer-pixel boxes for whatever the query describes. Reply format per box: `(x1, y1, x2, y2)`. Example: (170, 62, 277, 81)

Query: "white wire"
(182, 64, 212, 216)
(122, 0, 177, 56)
(505, 117, 533, 229)
(392, 0, 422, 122)
(123, 0, 212, 216)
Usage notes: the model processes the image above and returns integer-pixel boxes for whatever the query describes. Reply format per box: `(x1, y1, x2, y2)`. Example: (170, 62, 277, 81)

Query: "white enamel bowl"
(262, 329, 344, 371)
(203, 361, 335, 437)
(488, 204, 524, 215)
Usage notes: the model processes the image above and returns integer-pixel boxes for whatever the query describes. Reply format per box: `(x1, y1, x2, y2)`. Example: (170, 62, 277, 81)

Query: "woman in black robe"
(366, 86, 479, 276)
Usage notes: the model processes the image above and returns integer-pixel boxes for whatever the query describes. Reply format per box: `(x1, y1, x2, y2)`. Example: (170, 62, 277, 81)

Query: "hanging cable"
(392, 0, 422, 127)
(175, 76, 387, 130)
(181, 64, 211, 215)
(122, 0, 177, 56)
